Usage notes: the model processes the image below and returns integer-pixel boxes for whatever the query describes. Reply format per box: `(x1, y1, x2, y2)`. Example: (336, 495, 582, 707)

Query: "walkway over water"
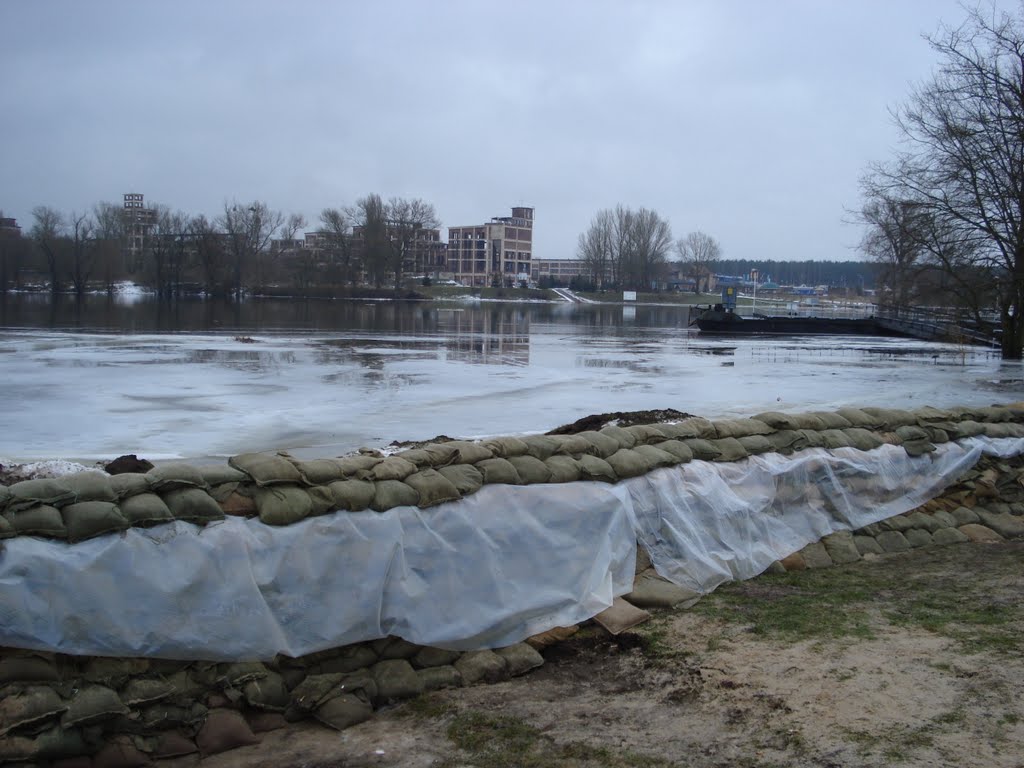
(874, 306, 1001, 347)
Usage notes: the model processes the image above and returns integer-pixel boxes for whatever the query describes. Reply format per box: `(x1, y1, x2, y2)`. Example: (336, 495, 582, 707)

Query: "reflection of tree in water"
(438, 306, 530, 366)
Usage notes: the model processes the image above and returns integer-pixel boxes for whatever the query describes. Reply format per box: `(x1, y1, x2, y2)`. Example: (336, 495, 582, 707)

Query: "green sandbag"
(61, 501, 129, 542)
(709, 437, 748, 462)
(682, 438, 722, 461)
(926, 427, 950, 443)
(108, 473, 151, 499)
(766, 430, 807, 453)
(0, 485, 9, 513)
(659, 417, 715, 439)
(947, 419, 986, 438)
(521, 435, 561, 461)
(7, 478, 75, 512)
(576, 454, 618, 483)
(0, 514, 14, 539)
(482, 435, 530, 457)
(712, 418, 774, 438)
(860, 407, 917, 429)
(655, 439, 693, 463)
(474, 458, 522, 485)
(162, 488, 226, 525)
(228, 453, 306, 486)
(369, 457, 418, 482)
(256, 486, 313, 526)
(633, 444, 679, 468)
(292, 459, 346, 485)
(809, 411, 853, 429)
(394, 449, 432, 467)
(371, 480, 420, 512)
(598, 425, 637, 449)
(336, 454, 383, 476)
(327, 479, 376, 511)
(0, 686, 67, 736)
(403, 469, 461, 507)
(308, 486, 336, 515)
(146, 463, 207, 491)
(550, 434, 593, 456)
(606, 448, 657, 478)
(575, 430, 620, 458)
(4, 505, 68, 539)
(751, 411, 800, 430)
(444, 441, 494, 464)
(895, 424, 930, 442)
(798, 429, 826, 448)
(624, 424, 667, 445)
(914, 405, 955, 423)
(737, 434, 772, 455)
(62, 471, 116, 503)
(903, 439, 936, 457)
(544, 455, 582, 483)
(843, 428, 884, 452)
(437, 464, 485, 495)
(507, 455, 553, 484)
(199, 465, 248, 486)
(416, 443, 458, 466)
(835, 407, 883, 428)
(975, 405, 1014, 422)
(819, 429, 852, 450)
(61, 685, 129, 728)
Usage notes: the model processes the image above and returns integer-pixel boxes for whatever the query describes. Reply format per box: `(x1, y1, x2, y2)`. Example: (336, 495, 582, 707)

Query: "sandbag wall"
(3, 403, 1024, 764)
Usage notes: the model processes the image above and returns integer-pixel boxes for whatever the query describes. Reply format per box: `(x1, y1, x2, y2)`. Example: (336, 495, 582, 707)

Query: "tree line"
(857, 3, 1024, 358)
(0, 194, 439, 300)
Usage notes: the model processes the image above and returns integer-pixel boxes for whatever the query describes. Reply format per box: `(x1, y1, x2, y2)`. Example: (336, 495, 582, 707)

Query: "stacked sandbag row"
(3, 404, 1024, 540)
(774, 453, 1024, 573)
(0, 636, 544, 764)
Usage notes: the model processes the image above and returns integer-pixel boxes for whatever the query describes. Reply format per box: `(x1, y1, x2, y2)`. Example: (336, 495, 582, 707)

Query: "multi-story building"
(447, 206, 534, 287)
(122, 193, 158, 273)
(0, 217, 20, 236)
(532, 258, 587, 285)
(350, 224, 447, 281)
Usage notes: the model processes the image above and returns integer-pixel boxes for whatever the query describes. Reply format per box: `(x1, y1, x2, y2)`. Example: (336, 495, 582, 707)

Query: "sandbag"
(63, 471, 117, 504)
(598, 425, 637, 449)
(146, 463, 207, 491)
(819, 429, 852, 450)
(576, 454, 618, 483)
(843, 428, 884, 452)
(108, 473, 151, 500)
(369, 457, 418, 482)
(0, 686, 67, 736)
(737, 434, 772, 455)
(196, 709, 260, 756)
(474, 458, 522, 486)
(199, 465, 248, 487)
(506, 456, 554, 485)
(895, 425, 930, 442)
(575, 430, 620, 458)
(712, 418, 774, 438)
(327, 479, 376, 511)
(292, 459, 346, 485)
(709, 437, 748, 462)
(393, 449, 433, 467)
(7, 478, 75, 512)
(550, 434, 593, 457)
(543, 455, 582, 483)
(335, 454, 383, 476)
(228, 453, 306, 486)
(403, 469, 461, 507)
(656, 439, 694, 463)
(633, 444, 679, 469)
(766, 430, 807, 454)
(605, 449, 655, 479)
(751, 411, 800, 430)
(809, 411, 853, 429)
(861, 406, 918, 429)
(975, 405, 1015, 422)
(835, 407, 883, 429)
(256, 486, 313, 526)
(314, 692, 373, 731)
(798, 429, 826, 448)
(243, 671, 290, 712)
(4, 504, 68, 539)
(415, 443, 459, 466)
(659, 417, 715, 439)
(520, 435, 561, 461)
(161, 488, 226, 525)
(61, 685, 129, 728)
(482, 435, 530, 457)
(442, 441, 494, 465)
(437, 464, 485, 495)
(624, 424, 667, 445)
(371, 480, 420, 511)
(121, 678, 176, 706)
(0, 514, 13, 539)
(682, 438, 722, 461)
(61, 501, 129, 542)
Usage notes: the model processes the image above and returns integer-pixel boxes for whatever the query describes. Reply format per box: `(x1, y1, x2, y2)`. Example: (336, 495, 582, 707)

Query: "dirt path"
(162, 541, 1024, 768)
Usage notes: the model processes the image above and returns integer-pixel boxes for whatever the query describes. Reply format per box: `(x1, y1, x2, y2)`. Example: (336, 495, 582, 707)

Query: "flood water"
(1, 293, 1020, 463)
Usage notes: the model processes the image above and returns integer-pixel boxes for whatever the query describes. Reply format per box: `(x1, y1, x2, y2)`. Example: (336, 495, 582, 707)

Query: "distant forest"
(714, 259, 876, 289)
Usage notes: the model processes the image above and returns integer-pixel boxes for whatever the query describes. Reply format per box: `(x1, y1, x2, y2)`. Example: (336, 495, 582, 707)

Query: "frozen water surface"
(1, 297, 1022, 463)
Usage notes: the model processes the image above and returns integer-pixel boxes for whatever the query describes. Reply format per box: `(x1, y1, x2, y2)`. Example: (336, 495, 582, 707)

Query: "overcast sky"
(2, 0, 1017, 263)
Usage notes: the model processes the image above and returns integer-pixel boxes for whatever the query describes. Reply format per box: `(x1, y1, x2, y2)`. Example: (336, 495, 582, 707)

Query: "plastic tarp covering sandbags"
(0, 482, 637, 660)
(625, 440, 1012, 593)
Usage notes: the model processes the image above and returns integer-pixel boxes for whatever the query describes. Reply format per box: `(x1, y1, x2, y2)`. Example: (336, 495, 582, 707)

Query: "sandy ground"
(160, 541, 1024, 768)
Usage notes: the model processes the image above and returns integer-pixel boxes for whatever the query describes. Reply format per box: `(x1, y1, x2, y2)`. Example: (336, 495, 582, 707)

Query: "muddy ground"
(162, 541, 1024, 768)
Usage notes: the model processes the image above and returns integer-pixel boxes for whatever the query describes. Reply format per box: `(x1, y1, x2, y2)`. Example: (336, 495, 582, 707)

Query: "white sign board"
(623, 291, 637, 302)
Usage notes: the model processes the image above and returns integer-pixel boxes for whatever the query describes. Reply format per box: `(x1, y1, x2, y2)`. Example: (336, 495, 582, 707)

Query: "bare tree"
(218, 201, 285, 298)
(577, 209, 614, 288)
(145, 207, 191, 298)
(0, 211, 31, 293)
(854, 195, 928, 310)
(320, 207, 359, 287)
(676, 231, 722, 294)
(385, 197, 440, 290)
(67, 211, 96, 298)
(190, 214, 228, 297)
(864, 4, 1024, 358)
(30, 206, 65, 294)
(350, 194, 389, 288)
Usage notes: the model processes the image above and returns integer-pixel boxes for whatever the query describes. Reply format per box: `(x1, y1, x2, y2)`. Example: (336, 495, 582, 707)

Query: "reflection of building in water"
(437, 309, 530, 365)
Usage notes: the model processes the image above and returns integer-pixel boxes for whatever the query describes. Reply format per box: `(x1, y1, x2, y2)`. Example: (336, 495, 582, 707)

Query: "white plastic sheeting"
(0, 482, 637, 660)
(1, 438, 1022, 660)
